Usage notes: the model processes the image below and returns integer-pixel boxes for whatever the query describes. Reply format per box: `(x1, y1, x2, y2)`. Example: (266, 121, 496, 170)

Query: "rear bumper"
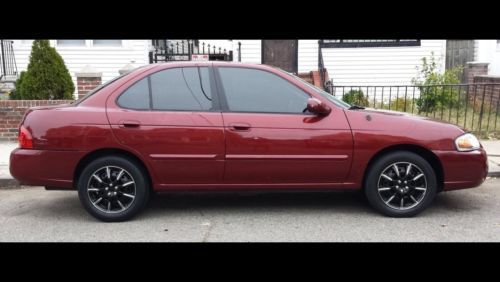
(434, 148, 488, 191)
(9, 148, 86, 189)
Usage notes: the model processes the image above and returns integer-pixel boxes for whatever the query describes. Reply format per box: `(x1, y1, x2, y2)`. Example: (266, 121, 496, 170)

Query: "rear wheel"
(364, 151, 437, 217)
(77, 156, 150, 222)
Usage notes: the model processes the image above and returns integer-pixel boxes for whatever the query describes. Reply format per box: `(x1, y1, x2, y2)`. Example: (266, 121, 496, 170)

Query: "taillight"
(18, 126, 33, 149)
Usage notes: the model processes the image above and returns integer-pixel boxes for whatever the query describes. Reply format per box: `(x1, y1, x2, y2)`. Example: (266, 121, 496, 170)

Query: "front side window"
(150, 67, 213, 111)
(217, 67, 310, 114)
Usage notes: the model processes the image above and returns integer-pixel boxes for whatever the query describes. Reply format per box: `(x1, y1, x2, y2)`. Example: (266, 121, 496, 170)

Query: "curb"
(0, 178, 20, 188)
(488, 171, 500, 178)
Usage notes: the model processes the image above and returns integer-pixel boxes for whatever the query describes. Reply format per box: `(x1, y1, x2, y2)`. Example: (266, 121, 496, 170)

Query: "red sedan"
(10, 62, 488, 221)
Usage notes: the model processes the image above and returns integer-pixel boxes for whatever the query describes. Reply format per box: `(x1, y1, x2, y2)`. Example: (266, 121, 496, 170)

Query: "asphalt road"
(0, 178, 499, 242)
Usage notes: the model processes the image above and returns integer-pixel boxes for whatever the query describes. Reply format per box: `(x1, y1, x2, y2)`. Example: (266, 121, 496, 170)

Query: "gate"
(149, 40, 237, 63)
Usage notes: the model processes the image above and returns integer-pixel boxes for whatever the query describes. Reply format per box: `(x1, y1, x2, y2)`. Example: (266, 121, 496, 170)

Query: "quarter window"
(217, 67, 310, 114)
(117, 78, 150, 110)
(150, 67, 213, 111)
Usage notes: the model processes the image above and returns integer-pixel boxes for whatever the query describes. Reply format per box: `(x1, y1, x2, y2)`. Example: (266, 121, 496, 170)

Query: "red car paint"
(9, 62, 488, 192)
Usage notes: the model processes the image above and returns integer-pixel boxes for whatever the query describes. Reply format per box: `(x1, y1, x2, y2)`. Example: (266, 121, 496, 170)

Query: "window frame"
(319, 39, 421, 48)
(213, 66, 314, 115)
(115, 66, 221, 112)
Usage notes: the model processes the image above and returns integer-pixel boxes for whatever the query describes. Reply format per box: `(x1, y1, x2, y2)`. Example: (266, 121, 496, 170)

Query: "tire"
(364, 151, 437, 217)
(77, 155, 150, 222)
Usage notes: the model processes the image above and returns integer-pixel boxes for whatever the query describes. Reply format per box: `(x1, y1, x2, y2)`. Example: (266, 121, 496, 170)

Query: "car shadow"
(36, 189, 484, 221)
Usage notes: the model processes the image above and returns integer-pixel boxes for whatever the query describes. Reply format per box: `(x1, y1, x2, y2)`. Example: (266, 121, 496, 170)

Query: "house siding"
(236, 40, 447, 86)
(475, 40, 500, 75)
(12, 40, 150, 98)
(232, 40, 262, 64)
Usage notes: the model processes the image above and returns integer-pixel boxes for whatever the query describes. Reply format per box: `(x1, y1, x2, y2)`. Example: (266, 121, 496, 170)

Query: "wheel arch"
(73, 148, 153, 190)
(362, 144, 444, 192)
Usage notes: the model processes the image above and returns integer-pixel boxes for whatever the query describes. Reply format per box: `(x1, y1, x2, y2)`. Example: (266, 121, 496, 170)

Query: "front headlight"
(455, 133, 481, 152)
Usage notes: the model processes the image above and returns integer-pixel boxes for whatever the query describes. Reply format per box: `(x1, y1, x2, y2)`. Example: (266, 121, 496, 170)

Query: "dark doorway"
(262, 40, 298, 73)
(446, 40, 475, 83)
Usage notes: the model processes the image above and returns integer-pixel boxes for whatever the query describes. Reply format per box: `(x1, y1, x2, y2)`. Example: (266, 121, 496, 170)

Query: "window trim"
(213, 66, 314, 116)
(115, 66, 220, 113)
(319, 39, 421, 48)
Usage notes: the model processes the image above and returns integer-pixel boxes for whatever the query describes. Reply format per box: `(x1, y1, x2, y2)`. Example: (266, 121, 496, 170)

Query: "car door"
(106, 66, 225, 187)
(215, 66, 353, 185)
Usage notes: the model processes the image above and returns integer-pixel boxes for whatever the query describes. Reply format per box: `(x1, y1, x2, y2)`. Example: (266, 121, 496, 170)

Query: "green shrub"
(342, 89, 369, 106)
(411, 53, 462, 113)
(15, 40, 74, 100)
(382, 97, 414, 112)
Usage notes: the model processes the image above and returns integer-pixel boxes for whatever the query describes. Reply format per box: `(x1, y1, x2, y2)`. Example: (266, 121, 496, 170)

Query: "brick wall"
(472, 76, 500, 108)
(0, 100, 73, 142)
(465, 62, 489, 84)
(77, 77, 102, 99)
(297, 69, 330, 88)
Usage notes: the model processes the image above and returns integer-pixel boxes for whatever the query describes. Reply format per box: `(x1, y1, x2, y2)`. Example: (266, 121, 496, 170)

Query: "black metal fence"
(149, 40, 239, 63)
(327, 83, 500, 134)
(0, 40, 17, 80)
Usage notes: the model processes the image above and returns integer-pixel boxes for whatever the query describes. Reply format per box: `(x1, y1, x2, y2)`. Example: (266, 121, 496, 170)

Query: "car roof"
(147, 61, 268, 69)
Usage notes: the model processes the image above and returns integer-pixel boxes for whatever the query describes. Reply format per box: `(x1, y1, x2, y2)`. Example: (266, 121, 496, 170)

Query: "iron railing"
(0, 40, 17, 80)
(327, 83, 500, 134)
(149, 40, 237, 63)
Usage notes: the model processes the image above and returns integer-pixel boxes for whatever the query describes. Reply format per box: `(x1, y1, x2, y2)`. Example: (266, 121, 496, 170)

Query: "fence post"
(478, 84, 487, 132)
(1, 40, 6, 78)
(238, 42, 241, 62)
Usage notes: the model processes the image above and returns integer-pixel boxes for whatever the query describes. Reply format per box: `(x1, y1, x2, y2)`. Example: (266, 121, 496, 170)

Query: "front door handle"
(229, 122, 251, 131)
(120, 120, 141, 128)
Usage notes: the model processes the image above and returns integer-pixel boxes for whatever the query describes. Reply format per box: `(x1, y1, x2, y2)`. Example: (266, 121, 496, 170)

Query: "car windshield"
(274, 68, 351, 109)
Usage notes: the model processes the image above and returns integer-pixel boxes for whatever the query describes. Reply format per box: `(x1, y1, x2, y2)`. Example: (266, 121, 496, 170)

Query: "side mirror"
(307, 98, 331, 116)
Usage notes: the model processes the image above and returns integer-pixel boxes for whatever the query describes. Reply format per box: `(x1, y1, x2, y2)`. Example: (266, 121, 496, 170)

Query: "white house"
(6, 39, 500, 99)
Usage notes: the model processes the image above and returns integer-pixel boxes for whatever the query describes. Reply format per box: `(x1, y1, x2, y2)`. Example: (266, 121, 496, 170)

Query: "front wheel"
(364, 151, 437, 217)
(77, 156, 150, 222)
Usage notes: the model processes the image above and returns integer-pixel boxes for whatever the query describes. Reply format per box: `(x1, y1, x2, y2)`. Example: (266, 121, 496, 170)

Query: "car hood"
(344, 107, 466, 135)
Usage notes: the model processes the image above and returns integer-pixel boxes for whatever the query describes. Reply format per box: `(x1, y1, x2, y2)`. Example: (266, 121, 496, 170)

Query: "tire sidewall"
(364, 151, 437, 217)
(77, 156, 150, 222)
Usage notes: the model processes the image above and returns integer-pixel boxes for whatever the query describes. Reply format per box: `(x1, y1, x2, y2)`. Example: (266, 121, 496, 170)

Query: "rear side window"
(150, 67, 213, 111)
(116, 78, 150, 110)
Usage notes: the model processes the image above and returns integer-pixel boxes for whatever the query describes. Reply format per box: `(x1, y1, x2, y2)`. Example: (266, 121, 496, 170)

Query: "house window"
(320, 40, 421, 48)
(57, 40, 86, 46)
(21, 40, 34, 46)
(93, 40, 122, 47)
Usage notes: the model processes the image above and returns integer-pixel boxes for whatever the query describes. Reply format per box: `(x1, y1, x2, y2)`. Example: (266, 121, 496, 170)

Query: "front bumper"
(434, 148, 488, 191)
(10, 148, 86, 189)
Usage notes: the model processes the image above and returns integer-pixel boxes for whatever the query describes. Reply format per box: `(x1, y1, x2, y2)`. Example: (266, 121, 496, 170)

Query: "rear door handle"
(229, 122, 251, 131)
(120, 120, 141, 128)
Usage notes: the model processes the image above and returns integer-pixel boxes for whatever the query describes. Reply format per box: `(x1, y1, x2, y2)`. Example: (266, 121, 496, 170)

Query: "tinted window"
(218, 67, 310, 113)
(117, 78, 150, 110)
(151, 67, 213, 111)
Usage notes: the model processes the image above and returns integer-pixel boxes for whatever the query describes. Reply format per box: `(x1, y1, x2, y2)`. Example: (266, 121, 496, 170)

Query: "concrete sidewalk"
(1, 140, 499, 187)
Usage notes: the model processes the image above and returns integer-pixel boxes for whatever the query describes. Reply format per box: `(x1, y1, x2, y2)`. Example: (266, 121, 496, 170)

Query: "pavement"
(1, 140, 499, 187)
(0, 178, 498, 242)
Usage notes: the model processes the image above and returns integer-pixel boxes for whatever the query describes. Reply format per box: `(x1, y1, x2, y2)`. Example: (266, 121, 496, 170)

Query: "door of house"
(262, 40, 298, 73)
(446, 40, 475, 83)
